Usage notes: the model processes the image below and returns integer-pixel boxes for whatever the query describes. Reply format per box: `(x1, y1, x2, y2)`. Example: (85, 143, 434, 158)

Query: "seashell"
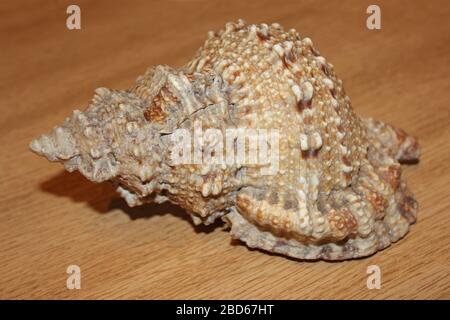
(30, 20, 420, 260)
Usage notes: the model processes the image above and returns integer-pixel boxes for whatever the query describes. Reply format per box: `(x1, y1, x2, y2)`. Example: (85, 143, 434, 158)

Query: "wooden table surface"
(1, 0, 449, 299)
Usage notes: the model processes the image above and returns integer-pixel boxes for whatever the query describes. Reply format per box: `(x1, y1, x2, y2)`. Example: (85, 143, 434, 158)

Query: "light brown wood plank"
(0, 0, 449, 299)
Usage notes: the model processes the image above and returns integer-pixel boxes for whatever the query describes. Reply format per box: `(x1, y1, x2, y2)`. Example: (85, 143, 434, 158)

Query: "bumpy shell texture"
(30, 20, 420, 260)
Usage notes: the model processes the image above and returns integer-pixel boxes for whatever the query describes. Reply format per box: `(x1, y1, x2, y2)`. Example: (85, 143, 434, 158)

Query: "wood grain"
(1, 0, 449, 299)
